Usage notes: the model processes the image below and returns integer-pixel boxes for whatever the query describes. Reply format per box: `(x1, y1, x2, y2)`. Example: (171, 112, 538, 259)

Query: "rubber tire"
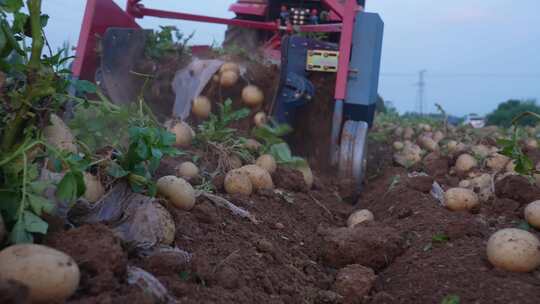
(223, 25, 261, 54)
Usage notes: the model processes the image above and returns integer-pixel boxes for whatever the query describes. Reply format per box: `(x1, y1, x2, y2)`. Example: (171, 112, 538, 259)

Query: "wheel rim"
(339, 120, 368, 197)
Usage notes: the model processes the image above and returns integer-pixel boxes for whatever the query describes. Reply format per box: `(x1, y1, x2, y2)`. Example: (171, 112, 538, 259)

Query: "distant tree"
(486, 99, 540, 127)
(375, 95, 386, 113)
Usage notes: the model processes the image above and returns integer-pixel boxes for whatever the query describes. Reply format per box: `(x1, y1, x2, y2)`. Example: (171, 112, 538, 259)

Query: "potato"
(192, 96, 212, 119)
(166, 121, 194, 148)
(524, 201, 540, 229)
(176, 162, 199, 179)
(421, 124, 432, 132)
(347, 209, 374, 228)
(229, 154, 243, 169)
(433, 130, 445, 143)
(43, 114, 77, 153)
(244, 139, 262, 151)
(525, 138, 538, 150)
(455, 142, 467, 153)
(0, 244, 80, 303)
(0, 213, 5, 242)
(444, 188, 479, 211)
(455, 154, 477, 174)
(486, 228, 540, 272)
(446, 140, 458, 151)
(224, 169, 253, 195)
(220, 70, 239, 87)
(458, 180, 471, 188)
(393, 127, 404, 137)
(154, 203, 176, 245)
(256, 154, 277, 174)
(83, 173, 105, 203)
(486, 153, 510, 171)
(471, 144, 491, 158)
(393, 141, 404, 151)
(418, 136, 438, 152)
(403, 127, 415, 139)
(238, 165, 274, 190)
(298, 165, 314, 189)
(393, 144, 422, 167)
(157, 176, 196, 210)
(254, 112, 267, 127)
(242, 85, 264, 107)
(219, 62, 240, 75)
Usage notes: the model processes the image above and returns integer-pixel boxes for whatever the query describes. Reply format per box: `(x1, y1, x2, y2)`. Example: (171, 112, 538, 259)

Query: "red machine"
(72, 0, 383, 198)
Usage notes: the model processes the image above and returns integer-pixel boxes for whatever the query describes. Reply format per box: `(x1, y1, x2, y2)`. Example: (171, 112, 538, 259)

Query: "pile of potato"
(387, 121, 540, 272)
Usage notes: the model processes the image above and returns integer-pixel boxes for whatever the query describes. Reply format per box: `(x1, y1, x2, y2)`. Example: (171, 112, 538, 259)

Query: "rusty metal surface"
(101, 28, 149, 106)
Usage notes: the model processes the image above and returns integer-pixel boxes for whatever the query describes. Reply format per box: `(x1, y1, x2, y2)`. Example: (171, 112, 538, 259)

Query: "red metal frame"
(229, 2, 268, 17)
(74, 0, 362, 101)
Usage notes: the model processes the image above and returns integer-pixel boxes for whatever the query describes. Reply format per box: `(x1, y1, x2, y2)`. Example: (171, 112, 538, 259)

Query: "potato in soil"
(256, 154, 277, 174)
(0, 244, 80, 303)
(157, 176, 196, 210)
(225, 169, 253, 195)
(238, 165, 274, 190)
(347, 209, 374, 228)
(177, 161, 199, 179)
(444, 188, 479, 211)
(486, 228, 540, 272)
(525, 200, 540, 228)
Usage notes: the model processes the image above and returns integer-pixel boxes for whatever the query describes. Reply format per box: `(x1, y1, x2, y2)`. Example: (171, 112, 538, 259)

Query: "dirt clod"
(334, 264, 376, 304)
(406, 175, 434, 193)
(495, 175, 540, 204)
(321, 222, 405, 269)
(45, 224, 127, 296)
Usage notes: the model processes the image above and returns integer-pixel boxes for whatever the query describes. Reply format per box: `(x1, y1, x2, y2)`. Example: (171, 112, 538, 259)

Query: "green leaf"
(150, 147, 163, 160)
(56, 171, 85, 202)
(40, 14, 49, 28)
(9, 218, 33, 244)
(270, 143, 293, 161)
(73, 79, 97, 94)
(23, 211, 48, 234)
(161, 130, 177, 146)
(28, 181, 50, 194)
(27, 193, 55, 216)
(0, 190, 21, 219)
(135, 139, 149, 159)
(432, 234, 450, 244)
(441, 295, 460, 304)
(0, 27, 6, 54)
(107, 162, 129, 178)
(1, 0, 23, 13)
(12, 12, 28, 33)
(516, 221, 531, 231)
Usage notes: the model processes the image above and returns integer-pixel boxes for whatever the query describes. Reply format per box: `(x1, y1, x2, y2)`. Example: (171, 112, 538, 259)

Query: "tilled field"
(31, 137, 540, 303)
(2, 55, 540, 304)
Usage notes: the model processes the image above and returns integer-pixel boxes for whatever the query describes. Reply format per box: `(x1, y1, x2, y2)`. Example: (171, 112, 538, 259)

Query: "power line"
(381, 72, 540, 78)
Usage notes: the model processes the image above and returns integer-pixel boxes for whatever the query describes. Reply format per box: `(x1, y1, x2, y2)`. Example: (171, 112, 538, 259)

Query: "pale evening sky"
(42, 0, 540, 117)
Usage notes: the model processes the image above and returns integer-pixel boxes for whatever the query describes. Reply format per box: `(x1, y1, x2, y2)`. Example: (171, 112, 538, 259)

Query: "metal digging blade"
(100, 28, 150, 106)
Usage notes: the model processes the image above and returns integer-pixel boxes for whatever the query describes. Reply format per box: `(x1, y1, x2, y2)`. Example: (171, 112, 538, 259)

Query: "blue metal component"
(344, 12, 384, 127)
(273, 35, 337, 124)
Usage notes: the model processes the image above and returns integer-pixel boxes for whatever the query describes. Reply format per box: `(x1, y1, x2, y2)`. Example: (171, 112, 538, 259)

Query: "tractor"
(72, 0, 384, 198)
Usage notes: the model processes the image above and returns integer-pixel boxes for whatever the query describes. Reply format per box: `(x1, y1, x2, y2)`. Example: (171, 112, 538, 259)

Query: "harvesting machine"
(72, 0, 384, 197)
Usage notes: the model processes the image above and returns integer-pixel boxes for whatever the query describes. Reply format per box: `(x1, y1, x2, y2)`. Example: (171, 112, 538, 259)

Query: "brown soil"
(34, 56, 540, 303)
(289, 74, 337, 173)
(38, 133, 540, 303)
